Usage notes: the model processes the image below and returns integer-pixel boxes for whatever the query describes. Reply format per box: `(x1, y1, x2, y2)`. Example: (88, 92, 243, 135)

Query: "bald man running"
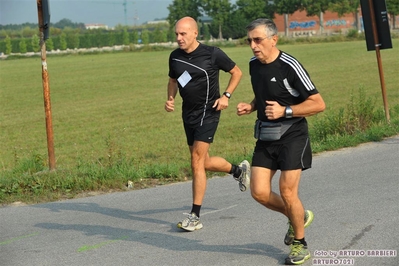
(165, 16, 250, 231)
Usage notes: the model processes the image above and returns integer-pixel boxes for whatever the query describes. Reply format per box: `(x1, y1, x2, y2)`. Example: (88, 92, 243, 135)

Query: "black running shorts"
(251, 137, 312, 171)
(184, 122, 219, 146)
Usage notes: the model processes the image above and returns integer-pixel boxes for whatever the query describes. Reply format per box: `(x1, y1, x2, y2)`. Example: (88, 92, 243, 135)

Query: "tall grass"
(1, 39, 398, 204)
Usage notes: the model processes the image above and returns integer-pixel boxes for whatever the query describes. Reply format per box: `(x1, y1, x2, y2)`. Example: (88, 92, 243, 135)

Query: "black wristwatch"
(223, 92, 231, 99)
(285, 106, 293, 118)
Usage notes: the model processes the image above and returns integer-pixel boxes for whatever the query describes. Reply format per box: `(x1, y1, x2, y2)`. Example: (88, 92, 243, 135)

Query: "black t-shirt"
(169, 43, 236, 126)
(249, 50, 319, 123)
(249, 51, 319, 142)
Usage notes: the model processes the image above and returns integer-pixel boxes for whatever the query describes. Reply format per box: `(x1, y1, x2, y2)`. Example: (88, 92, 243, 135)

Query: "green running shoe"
(285, 240, 311, 265)
(284, 210, 314, 245)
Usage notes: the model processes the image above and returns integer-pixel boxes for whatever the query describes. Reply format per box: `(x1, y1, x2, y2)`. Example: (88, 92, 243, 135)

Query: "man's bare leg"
(250, 166, 288, 216)
(280, 169, 305, 239)
(190, 141, 210, 205)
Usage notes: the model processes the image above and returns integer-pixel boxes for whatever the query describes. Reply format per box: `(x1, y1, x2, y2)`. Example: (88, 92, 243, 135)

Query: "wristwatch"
(223, 92, 231, 99)
(285, 106, 293, 118)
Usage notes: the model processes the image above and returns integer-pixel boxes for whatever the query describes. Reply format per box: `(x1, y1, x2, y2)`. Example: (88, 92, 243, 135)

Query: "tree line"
(0, 22, 172, 54)
(1, 0, 398, 54)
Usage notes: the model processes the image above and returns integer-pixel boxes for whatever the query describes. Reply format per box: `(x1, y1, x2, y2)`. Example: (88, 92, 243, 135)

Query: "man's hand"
(165, 96, 175, 112)
(213, 96, 229, 111)
(265, 100, 285, 120)
(236, 102, 252, 116)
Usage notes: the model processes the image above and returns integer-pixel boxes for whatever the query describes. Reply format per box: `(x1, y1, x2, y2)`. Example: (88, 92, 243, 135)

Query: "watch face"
(285, 106, 293, 118)
(224, 92, 231, 98)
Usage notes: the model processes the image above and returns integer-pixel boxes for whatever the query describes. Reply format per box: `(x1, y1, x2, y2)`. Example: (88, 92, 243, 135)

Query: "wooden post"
(37, 0, 56, 170)
(368, 0, 390, 123)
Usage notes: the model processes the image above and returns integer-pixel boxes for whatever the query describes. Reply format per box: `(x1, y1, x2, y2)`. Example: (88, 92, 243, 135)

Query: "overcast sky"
(0, 0, 173, 27)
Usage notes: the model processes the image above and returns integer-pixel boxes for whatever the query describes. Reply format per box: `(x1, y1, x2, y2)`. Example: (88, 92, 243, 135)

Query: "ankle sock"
(295, 238, 307, 246)
(191, 204, 201, 218)
(230, 164, 242, 179)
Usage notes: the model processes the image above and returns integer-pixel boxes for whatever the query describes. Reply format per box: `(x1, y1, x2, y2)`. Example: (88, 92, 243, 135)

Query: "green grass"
(1, 39, 398, 204)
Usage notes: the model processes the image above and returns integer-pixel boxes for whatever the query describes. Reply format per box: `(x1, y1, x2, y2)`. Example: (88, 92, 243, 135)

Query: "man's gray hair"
(246, 18, 278, 37)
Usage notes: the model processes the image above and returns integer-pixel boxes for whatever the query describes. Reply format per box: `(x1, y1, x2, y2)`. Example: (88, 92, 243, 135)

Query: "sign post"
(37, 0, 56, 170)
(360, 0, 392, 122)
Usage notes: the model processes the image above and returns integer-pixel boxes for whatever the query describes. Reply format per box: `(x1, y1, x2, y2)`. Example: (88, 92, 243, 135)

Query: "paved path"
(1, 136, 398, 266)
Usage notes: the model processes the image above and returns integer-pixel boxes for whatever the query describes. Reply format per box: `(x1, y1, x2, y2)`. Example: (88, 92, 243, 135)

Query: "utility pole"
(123, 0, 127, 25)
(133, 8, 139, 26)
(95, 1, 134, 26)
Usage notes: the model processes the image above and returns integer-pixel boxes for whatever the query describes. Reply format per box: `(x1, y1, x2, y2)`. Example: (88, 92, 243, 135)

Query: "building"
(85, 23, 109, 30)
(144, 20, 168, 25)
(274, 9, 398, 37)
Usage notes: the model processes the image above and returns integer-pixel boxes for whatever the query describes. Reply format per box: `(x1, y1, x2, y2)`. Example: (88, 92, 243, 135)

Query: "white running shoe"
(236, 160, 251, 192)
(177, 213, 203, 232)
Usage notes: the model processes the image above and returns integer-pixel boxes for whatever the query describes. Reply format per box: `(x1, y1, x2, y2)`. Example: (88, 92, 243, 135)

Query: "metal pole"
(37, 0, 56, 170)
(368, 0, 390, 123)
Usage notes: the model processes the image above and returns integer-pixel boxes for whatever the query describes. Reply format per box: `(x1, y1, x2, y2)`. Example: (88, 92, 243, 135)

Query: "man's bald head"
(176, 16, 198, 32)
(174, 16, 199, 53)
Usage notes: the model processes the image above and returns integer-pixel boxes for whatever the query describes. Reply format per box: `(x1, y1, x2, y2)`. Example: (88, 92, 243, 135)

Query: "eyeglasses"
(246, 36, 270, 45)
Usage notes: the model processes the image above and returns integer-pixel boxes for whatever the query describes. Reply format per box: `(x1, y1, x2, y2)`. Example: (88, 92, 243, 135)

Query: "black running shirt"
(249, 51, 319, 123)
(169, 43, 236, 126)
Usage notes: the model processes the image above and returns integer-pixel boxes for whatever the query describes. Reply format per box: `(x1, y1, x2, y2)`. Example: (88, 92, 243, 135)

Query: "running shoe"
(285, 240, 311, 265)
(177, 212, 203, 232)
(235, 160, 251, 192)
(284, 210, 314, 245)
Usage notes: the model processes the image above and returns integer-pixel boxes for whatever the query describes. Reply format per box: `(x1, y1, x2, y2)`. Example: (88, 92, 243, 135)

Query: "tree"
(31, 34, 40, 52)
(19, 39, 27, 53)
(223, 9, 248, 39)
(122, 28, 129, 45)
(54, 18, 85, 30)
(50, 27, 62, 37)
(59, 33, 67, 50)
(167, 28, 175, 42)
(329, 0, 361, 32)
(235, 0, 274, 21)
(386, 0, 399, 29)
(152, 25, 167, 43)
(141, 30, 150, 44)
(302, 0, 335, 34)
(107, 31, 116, 46)
(0, 29, 9, 38)
(226, 0, 275, 39)
(79, 34, 92, 48)
(21, 26, 36, 38)
(202, 23, 211, 40)
(64, 28, 80, 49)
(131, 30, 139, 44)
(201, 0, 232, 39)
(46, 38, 54, 51)
(5, 35, 12, 54)
(274, 0, 304, 36)
(167, 0, 202, 27)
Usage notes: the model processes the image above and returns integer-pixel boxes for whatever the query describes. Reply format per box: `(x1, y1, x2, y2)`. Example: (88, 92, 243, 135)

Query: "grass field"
(1, 39, 399, 174)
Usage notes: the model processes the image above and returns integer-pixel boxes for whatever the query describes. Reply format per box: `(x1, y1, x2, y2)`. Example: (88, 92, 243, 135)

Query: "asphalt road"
(1, 136, 398, 266)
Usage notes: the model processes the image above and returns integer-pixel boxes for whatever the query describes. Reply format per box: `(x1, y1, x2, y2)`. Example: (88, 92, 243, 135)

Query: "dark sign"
(360, 0, 392, 51)
(42, 0, 51, 40)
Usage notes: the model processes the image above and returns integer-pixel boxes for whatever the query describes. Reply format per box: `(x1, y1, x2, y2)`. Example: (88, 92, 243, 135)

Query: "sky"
(0, 0, 174, 27)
